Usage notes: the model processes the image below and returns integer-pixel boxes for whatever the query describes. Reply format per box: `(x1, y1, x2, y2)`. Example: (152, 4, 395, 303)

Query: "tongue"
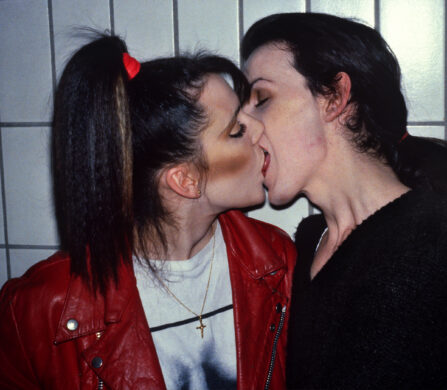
(262, 153, 270, 176)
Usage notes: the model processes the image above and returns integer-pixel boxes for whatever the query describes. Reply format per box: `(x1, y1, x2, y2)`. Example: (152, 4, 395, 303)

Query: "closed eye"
(255, 97, 269, 108)
(229, 123, 247, 138)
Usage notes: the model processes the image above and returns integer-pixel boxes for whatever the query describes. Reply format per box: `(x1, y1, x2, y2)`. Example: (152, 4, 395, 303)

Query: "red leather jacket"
(0, 210, 296, 389)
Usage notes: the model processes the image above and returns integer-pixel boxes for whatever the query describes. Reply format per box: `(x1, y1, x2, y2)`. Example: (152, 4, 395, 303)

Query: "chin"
(240, 191, 266, 209)
(267, 189, 293, 207)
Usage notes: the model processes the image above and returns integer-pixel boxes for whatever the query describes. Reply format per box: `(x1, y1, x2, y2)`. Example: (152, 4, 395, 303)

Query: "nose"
(247, 114, 264, 145)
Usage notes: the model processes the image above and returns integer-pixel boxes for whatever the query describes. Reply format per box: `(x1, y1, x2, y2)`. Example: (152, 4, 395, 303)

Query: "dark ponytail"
(52, 33, 250, 295)
(395, 136, 447, 194)
(52, 34, 133, 295)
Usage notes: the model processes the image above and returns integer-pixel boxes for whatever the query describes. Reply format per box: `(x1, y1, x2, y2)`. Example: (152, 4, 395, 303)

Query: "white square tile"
(381, 0, 444, 121)
(311, 0, 375, 27)
(9, 248, 56, 279)
(178, 0, 239, 62)
(114, 0, 174, 60)
(0, 1, 53, 122)
(243, 0, 305, 34)
(248, 195, 310, 238)
(3, 127, 59, 245)
(408, 126, 445, 140)
(52, 0, 111, 78)
(0, 249, 7, 290)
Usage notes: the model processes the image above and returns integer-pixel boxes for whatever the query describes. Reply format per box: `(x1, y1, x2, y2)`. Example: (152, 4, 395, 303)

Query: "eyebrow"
(221, 105, 241, 135)
(249, 77, 271, 88)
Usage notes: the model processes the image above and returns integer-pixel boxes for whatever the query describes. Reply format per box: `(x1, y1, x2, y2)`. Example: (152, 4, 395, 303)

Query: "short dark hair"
(242, 12, 447, 193)
(52, 33, 249, 295)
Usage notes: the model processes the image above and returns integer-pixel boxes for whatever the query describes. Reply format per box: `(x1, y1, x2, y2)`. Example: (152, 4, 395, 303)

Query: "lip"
(261, 149, 270, 177)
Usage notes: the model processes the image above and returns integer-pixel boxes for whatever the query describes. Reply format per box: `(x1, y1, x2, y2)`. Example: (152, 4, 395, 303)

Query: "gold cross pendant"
(196, 317, 206, 338)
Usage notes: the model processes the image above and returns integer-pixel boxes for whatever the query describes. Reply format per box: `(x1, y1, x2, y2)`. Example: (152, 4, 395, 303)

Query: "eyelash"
(255, 97, 269, 108)
(230, 123, 247, 138)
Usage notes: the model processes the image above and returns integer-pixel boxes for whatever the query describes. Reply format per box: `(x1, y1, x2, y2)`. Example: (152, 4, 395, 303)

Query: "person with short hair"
(242, 12, 447, 389)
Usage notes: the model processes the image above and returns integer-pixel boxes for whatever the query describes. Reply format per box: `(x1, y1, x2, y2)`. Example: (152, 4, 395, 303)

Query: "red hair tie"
(122, 52, 140, 80)
(399, 131, 409, 143)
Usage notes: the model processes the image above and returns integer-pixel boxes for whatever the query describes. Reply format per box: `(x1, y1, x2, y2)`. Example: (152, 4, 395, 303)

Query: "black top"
(287, 190, 447, 389)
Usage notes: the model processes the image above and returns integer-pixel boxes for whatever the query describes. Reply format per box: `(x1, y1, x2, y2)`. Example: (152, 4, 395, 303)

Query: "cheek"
(269, 104, 324, 155)
(208, 147, 253, 180)
(304, 133, 324, 149)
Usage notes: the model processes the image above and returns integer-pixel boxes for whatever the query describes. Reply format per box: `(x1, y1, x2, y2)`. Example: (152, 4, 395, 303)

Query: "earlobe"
(165, 164, 201, 199)
(323, 72, 352, 122)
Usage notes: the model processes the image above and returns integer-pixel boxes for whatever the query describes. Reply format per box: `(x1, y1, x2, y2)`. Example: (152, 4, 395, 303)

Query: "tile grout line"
(48, 0, 57, 93)
(238, 0, 243, 65)
(4, 245, 60, 250)
(0, 122, 52, 128)
(305, 0, 311, 13)
(173, 0, 179, 56)
(109, 0, 115, 35)
(375, 0, 380, 32)
(445, 0, 447, 141)
(0, 128, 11, 280)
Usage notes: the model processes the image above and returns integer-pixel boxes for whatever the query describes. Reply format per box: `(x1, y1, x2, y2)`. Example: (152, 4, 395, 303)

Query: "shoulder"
(332, 190, 447, 290)
(0, 251, 71, 309)
(394, 190, 447, 263)
(365, 190, 447, 248)
(218, 209, 296, 267)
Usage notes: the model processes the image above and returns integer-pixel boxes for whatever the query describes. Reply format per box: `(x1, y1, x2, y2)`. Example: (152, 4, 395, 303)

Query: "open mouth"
(261, 148, 270, 177)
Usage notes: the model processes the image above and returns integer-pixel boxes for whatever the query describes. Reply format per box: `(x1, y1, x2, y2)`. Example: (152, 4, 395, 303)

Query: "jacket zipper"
(97, 377, 104, 389)
(264, 305, 286, 390)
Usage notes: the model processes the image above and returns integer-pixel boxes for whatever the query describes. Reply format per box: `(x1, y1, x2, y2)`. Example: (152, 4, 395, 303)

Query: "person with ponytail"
(241, 12, 447, 389)
(0, 34, 295, 389)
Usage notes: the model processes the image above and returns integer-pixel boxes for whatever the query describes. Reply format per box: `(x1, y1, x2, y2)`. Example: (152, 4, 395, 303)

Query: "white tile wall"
(178, 0, 239, 61)
(114, 0, 175, 60)
(3, 127, 58, 246)
(311, 0, 375, 26)
(381, 0, 445, 122)
(243, 0, 305, 34)
(0, 0, 445, 283)
(9, 248, 56, 279)
(52, 0, 111, 78)
(408, 126, 445, 139)
(0, 1, 53, 122)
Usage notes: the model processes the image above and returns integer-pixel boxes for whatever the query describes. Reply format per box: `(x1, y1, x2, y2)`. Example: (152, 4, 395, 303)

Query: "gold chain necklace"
(154, 228, 215, 339)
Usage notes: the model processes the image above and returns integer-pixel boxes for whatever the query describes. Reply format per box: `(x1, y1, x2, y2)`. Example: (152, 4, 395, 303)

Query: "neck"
(306, 148, 410, 252)
(140, 194, 219, 261)
(163, 213, 217, 260)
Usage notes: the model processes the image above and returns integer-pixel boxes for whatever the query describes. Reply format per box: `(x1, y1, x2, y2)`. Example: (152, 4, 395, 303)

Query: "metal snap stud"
(66, 318, 78, 331)
(92, 356, 103, 368)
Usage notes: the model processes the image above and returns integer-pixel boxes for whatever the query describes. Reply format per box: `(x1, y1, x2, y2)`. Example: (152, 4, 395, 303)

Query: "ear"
(164, 163, 201, 199)
(322, 72, 352, 122)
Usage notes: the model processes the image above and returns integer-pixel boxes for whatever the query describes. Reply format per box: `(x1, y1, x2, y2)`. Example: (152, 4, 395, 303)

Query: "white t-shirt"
(134, 223, 237, 389)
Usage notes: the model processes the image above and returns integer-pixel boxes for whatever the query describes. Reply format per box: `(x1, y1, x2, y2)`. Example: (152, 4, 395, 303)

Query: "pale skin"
(243, 44, 409, 279)
(150, 74, 267, 261)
